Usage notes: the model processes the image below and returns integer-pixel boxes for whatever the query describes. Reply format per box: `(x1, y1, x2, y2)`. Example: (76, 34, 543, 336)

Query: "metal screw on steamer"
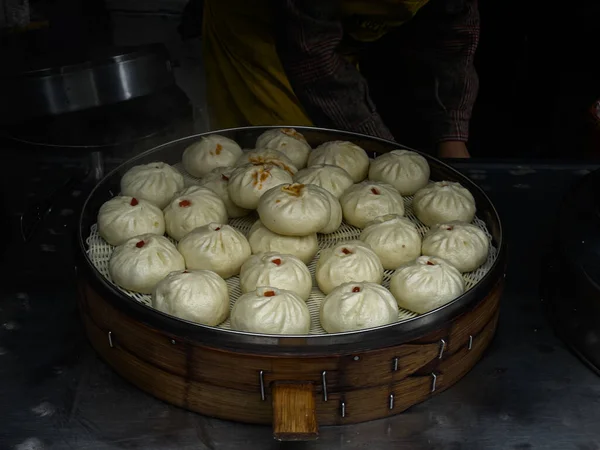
(108, 331, 114, 348)
(321, 371, 328, 402)
(438, 339, 446, 359)
(468, 335, 474, 350)
(259, 370, 266, 401)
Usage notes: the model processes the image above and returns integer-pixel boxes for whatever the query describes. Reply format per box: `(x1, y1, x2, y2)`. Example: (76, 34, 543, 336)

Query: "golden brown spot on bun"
(264, 290, 276, 297)
(282, 183, 305, 197)
(282, 128, 304, 140)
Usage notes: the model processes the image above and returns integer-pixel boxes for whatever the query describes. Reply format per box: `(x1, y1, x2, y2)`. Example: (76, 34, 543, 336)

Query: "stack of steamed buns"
(96, 128, 490, 335)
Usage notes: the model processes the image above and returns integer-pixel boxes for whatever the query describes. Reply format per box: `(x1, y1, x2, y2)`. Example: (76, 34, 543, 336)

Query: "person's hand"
(438, 141, 471, 159)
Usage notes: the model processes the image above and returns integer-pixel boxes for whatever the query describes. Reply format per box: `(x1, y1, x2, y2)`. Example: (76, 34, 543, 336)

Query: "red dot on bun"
(370, 188, 380, 195)
(352, 286, 361, 293)
(135, 240, 145, 248)
(130, 198, 139, 206)
(264, 290, 276, 297)
(272, 258, 282, 266)
(179, 199, 191, 208)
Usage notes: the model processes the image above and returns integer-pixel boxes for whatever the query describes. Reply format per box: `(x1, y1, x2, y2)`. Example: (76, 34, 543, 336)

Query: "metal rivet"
(431, 373, 438, 392)
(171, 339, 176, 345)
(340, 401, 346, 418)
(108, 331, 114, 348)
(438, 339, 446, 359)
(388, 394, 394, 410)
(321, 371, 328, 402)
(468, 335, 473, 350)
(392, 357, 399, 372)
(259, 370, 265, 401)
(353, 355, 360, 361)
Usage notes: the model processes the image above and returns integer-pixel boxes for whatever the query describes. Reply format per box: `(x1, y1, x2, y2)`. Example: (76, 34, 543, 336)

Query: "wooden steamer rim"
(76, 126, 506, 439)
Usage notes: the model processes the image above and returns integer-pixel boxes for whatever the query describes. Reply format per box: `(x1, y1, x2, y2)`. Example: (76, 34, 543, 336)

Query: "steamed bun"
(109, 234, 185, 294)
(255, 128, 311, 169)
(98, 196, 165, 246)
(120, 162, 184, 209)
(182, 134, 243, 178)
(389, 256, 465, 314)
(177, 223, 251, 278)
(152, 269, 229, 326)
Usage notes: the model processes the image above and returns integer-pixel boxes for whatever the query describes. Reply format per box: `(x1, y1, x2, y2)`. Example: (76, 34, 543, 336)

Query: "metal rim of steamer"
(76, 126, 506, 356)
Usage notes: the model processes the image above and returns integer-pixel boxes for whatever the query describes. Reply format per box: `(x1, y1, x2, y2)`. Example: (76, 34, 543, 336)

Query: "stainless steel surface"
(77, 126, 505, 355)
(3, 155, 600, 449)
(545, 168, 600, 374)
(0, 44, 175, 122)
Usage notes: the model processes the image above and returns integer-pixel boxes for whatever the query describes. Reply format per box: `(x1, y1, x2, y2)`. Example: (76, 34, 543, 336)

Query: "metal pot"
(0, 44, 175, 124)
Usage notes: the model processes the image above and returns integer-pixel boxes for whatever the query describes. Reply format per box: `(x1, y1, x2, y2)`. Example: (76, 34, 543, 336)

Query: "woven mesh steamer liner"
(85, 147, 498, 337)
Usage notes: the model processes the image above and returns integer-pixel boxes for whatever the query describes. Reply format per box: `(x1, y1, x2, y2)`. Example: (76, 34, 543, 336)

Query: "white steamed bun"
(320, 188, 343, 234)
(230, 286, 310, 334)
(98, 195, 165, 246)
(412, 181, 476, 227)
(340, 181, 405, 229)
(235, 149, 298, 175)
(248, 220, 318, 265)
(293, 164, 353, 198)
(182, 134, 243, 177)
(240, 252, 312, 301)
(255, 128, 311, 169)
(257, 183, 332, 236)
(109, 234, 185, 294)
(421, 222, 489, 272)
(390, 256, 465, 314)
(316, 241, 384, 294)
(307, 141, 370, 182)
(368, 150, 430, 195)
(177, 223, 251, 278)
(164, 186, 228, 241)
(120, 162, 184, 209)
(228, 163, 293, 209)
(196, 167, 251, 218)
(152, 269, 229, 326)
(320, 282, 399, 333)
(359, 214, 421, 270)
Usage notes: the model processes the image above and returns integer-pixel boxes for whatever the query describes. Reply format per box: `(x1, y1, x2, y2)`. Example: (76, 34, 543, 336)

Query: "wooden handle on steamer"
(272, 382, 318, 441)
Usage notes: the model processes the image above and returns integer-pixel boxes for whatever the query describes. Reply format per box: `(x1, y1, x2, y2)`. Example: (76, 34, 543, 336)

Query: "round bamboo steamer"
(76, 127, 506, 441)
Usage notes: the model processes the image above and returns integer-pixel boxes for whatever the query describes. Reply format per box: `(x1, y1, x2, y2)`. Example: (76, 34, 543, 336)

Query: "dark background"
(2, 0, 600, 159)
